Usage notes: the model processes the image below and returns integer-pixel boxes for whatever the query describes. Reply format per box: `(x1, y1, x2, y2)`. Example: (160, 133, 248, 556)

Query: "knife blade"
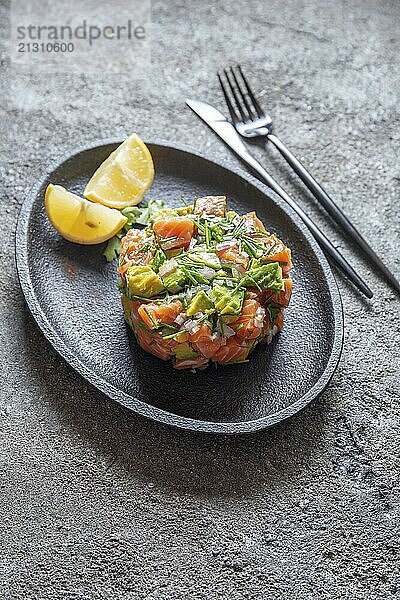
(186, 98, 373, 299)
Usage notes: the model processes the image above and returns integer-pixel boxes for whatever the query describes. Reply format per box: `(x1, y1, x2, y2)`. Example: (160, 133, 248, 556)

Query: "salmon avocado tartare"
(118, 196, 293, 370)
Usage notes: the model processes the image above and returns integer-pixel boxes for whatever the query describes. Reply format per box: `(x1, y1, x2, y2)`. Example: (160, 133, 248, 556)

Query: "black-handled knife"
(186, 98, 373, 299)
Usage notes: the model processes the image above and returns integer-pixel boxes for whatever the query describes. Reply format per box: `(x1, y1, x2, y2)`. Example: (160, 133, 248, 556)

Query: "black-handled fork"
(218, 65, 400, 295)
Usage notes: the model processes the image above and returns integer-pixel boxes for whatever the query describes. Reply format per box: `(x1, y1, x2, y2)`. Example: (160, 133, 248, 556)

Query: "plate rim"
(15, 138, 344, 434)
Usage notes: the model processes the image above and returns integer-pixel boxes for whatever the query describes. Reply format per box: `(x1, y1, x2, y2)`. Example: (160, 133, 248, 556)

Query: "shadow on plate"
(127, 327, 283, 423)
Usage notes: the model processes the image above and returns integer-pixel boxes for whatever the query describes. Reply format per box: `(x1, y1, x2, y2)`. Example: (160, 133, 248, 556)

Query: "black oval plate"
(16, 140, 343, 434)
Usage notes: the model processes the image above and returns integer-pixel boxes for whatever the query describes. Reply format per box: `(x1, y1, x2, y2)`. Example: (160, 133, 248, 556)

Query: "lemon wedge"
(45, 184, 127, 245)
(83, 133, 155, 209)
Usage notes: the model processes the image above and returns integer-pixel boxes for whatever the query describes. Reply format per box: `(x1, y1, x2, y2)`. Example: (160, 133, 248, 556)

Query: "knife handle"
(267, 134, 399, 294)
(242, 151, 373, 299)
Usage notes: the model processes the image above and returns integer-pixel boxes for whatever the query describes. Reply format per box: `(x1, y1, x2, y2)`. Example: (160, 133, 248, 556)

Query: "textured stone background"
(1, 1, 399, 598)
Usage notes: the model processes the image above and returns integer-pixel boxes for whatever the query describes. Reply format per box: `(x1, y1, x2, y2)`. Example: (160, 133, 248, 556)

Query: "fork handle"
(267, 133, 400, 294)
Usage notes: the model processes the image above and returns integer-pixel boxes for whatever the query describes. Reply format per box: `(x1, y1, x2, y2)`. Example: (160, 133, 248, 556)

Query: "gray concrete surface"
(1, 0, 399, 598)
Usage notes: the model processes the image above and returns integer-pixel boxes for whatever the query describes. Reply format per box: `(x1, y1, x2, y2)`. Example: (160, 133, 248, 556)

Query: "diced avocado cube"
(186, 290, 214, 316)
(162, 267, 187, 293)
(165, 248, 184, 259)
(175, 205, 194, 216)
(243, 262, 283, 292)
(150, 208, 179, 223)
(173, 342, 199, 359)
(121, 295, 133, 327)
(213, 284, 244, 316)
(226, 210, 239, 221)
(193, 252, 221, 269)
(125, 265, 164, 298)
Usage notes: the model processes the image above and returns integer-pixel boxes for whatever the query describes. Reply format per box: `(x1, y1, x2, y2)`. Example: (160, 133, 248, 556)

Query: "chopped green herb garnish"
(142, 306, 158, 328)
(104, 199, 166, 262)
(205, 221, 212, 248)
(162, 330, 187, 340)
(114, 193, 292, 370)
(103, 234, 122, 262)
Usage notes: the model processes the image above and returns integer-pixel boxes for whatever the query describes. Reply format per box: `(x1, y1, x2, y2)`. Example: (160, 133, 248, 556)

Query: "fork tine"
(237, 65, 264, 118)
(217, 72, 238, 123)
(223, 68, 248, 122)
(229, 66, 255, 120)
